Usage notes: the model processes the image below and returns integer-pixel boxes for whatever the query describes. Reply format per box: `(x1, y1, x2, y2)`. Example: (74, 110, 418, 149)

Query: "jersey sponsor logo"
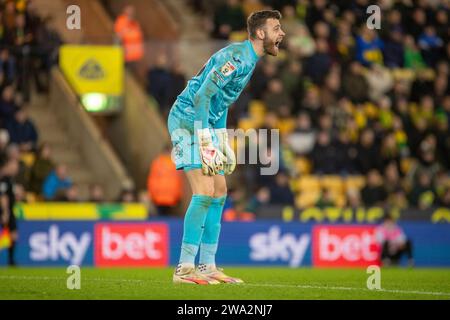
(220, 61, 236, 77)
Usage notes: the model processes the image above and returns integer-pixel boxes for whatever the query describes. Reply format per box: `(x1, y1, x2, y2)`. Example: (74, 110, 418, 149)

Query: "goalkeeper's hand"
(197, 128, 226, 176)
(216, 128, 236, 175)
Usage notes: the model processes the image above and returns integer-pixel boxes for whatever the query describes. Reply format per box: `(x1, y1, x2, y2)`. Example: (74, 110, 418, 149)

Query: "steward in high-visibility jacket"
(147, 153, 183, 207)
(114, 11, 144, 62)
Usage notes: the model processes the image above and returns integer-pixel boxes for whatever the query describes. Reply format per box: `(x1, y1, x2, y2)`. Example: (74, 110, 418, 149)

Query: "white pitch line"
(0, 275, 449, 297)
(243, 283, 450, 297)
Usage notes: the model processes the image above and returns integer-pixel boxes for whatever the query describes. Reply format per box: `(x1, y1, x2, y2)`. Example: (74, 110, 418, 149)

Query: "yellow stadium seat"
(295, 157, 311, 175)
(249, 100, 266, 126)
(321, 175, 344, 193)
(298, 175, 321, 192)
(21, 152, 36, 167)
(296, 191, 320, 208)
(238, 118, 256, 131)
(278, 118, 296, 135)
(330, 192, 346, 208)
(345, 175, 366, 191)
(400, 158, 415, 175)
(229, 31, 248, 42)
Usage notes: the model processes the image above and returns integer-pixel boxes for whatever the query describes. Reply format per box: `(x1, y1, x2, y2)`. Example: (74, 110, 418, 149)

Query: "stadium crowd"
(0, 0, 131, 204)
(146, 0, 450, 216)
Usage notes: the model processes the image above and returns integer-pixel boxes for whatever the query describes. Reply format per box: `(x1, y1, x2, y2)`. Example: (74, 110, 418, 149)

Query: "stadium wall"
(1, 220, 450, 268)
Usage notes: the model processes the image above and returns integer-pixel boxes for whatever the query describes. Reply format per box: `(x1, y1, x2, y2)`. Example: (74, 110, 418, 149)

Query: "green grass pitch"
(0, 267, 449, 300)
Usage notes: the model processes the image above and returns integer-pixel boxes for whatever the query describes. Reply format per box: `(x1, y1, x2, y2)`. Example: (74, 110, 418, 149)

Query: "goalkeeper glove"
(216, 128, 236, 175)
(197, 128, 226, 176)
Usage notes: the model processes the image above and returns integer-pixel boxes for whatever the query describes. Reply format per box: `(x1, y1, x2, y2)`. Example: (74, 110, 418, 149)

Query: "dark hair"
(247, 10, 282, 39)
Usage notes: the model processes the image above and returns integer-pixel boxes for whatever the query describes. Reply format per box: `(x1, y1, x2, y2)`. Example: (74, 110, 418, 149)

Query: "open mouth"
(275, 39, 282, 48)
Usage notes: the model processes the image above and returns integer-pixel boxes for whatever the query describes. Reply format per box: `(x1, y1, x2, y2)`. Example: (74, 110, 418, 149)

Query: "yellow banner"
(15, 203, 147, 220)
(59, 45, 124, 95)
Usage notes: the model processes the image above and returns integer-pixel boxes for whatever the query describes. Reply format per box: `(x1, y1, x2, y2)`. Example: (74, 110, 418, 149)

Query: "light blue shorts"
(167, 111, 224, 174)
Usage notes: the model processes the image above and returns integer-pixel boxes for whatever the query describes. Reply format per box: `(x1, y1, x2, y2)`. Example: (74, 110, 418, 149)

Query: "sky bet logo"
(29, 225, 91, 265)
(249, 226, 310, 267)
(94, 223, 169, 267)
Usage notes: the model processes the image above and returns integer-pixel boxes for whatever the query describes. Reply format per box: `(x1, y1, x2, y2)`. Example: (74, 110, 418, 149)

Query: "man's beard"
(263, 36, 278, 56)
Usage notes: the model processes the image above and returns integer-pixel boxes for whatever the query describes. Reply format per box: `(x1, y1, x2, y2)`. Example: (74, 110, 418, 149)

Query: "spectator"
(5, 144, 28, 188)
(383, 162, 403, 195)
(56, 184, 80, 202)
(361, 169, 387, 207)
(114, 5, 144, 65)
(304, 38, 332, 85)
(0, 86, 19, 123)
(356, 128, 381, 174)
(147, 53, 172, 113)
(246, 186, 270, 215)
(408, 170, 437, 210)
(263, 78, 292, 116)
(212, 0, 246, 39)
(89, 184, 105, 203)
(0, 129, 9, 162)
(342, 61, 369, 103)
(287, 24, 315, 59)
(287, 112, 316, 155)
(147, 145, 183, 215)
(0, 49, 16, 88)
(29, 143, 54, 195)
(346, 188, 362, 209)
(268, 171, 294, 205)
(118, 188, 136, 203)
(375, 214, 414, 267)
(355, 28, 384, 67)
(42, 164, 72, 200)
(365, 66, 393, 102)
(438, 188, 450, 207)
(4, 108, 38, 152)
(168, 63, 187, 110)
(315, 188, 335, 209)
(418, 25, 443, 67)
(310, 130, 338, 174)
(383, 28, 404, 68)
(336, 131, 357, 174)
(280, 59, 303, 103)
(403, 35, 426, 70)
(380, 132, 401, 171)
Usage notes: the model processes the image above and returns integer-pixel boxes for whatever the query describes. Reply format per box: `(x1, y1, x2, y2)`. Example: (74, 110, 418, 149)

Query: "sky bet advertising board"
(1, 221, 450, 267)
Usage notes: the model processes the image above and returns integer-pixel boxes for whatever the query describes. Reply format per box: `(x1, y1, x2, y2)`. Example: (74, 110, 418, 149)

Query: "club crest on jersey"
(221, 61, 236, 77)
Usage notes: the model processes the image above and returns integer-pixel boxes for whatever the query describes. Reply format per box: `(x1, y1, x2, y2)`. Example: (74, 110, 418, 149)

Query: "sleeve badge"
(220, 61, 236, 77)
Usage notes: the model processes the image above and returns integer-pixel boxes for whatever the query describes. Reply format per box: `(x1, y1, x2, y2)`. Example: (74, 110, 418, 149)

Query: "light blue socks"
(199, 196, 226, 265)
(179, 195, 213, 264)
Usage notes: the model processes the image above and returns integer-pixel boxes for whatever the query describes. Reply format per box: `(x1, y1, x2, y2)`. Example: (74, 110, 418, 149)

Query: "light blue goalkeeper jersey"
(169, 40, 260, 130)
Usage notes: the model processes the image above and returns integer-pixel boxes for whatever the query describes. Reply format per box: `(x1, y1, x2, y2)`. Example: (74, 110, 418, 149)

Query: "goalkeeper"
(168, 10, 285, 284)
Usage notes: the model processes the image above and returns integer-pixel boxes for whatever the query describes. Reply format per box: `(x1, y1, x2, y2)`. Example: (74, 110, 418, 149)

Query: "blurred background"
(0, 0, 449, 268)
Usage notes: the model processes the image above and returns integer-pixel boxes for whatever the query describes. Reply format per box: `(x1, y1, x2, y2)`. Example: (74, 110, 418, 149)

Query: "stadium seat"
(298, 175, 321, 192)
(320, 175, 345, 194)
(345, 176, 366, 191)
(21, 152, 36, 167)
(400, 158, 415, 175)
(278, 118, 296, 135)
(295, 157, 311, 175)
(229, 31, 248, 42)
(238, 118, 256, 131)
(249, 100, 266, 126)
(296, 190, 320, 208)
